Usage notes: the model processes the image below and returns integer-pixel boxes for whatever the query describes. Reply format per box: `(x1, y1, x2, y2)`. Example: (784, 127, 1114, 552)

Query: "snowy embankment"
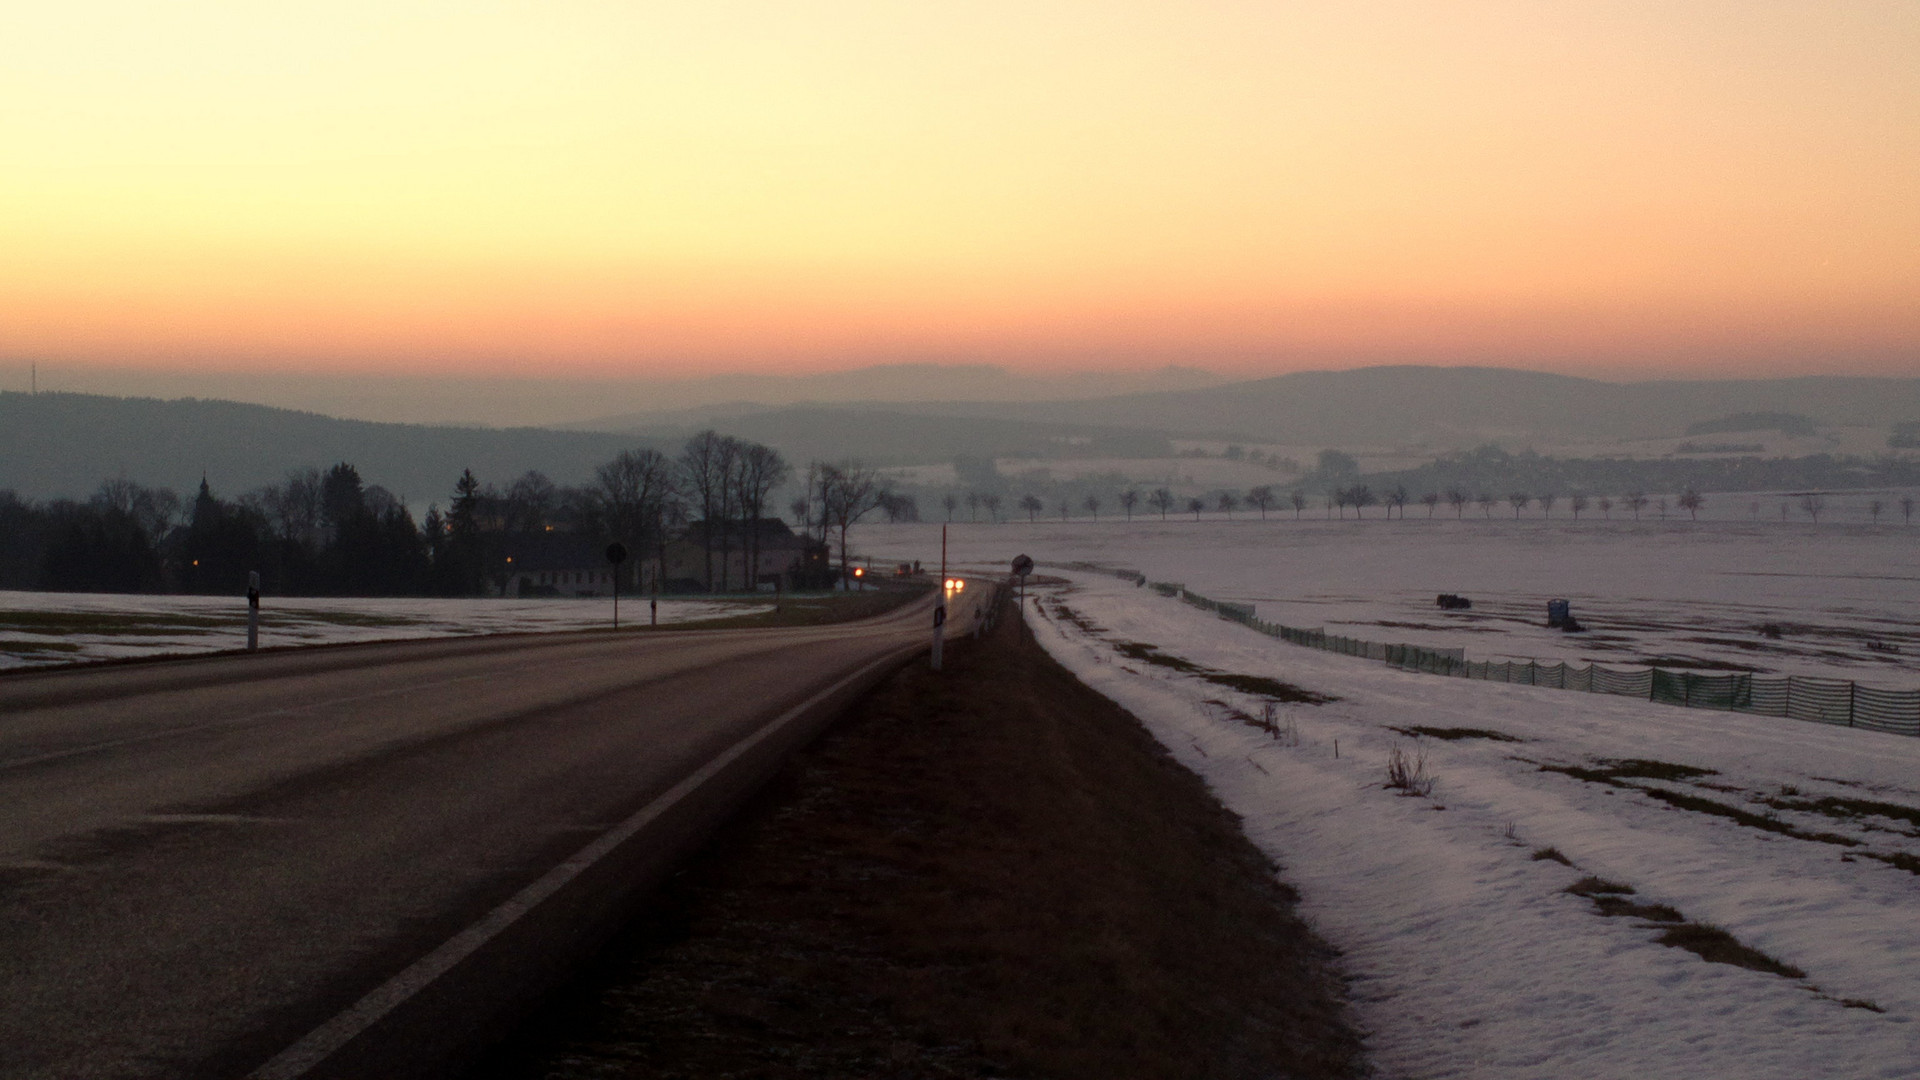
(0, 591, 769, 670)
(1026, 571, 1920, 1079)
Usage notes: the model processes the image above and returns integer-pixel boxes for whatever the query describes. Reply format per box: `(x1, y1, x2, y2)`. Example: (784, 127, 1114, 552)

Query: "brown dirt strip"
(466, 595, 1365, 1080)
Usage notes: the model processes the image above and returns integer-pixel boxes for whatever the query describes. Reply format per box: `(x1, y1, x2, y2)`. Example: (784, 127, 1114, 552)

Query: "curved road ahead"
(0, 589, 971, 1080)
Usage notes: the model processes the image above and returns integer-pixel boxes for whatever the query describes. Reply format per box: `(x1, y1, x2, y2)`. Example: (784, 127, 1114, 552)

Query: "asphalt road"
(0, 589, 967, 1080)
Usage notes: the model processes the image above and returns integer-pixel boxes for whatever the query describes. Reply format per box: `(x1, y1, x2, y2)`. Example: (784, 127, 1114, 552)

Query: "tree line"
(934, 482, 1915, 525)
(0, 430, 904, 595)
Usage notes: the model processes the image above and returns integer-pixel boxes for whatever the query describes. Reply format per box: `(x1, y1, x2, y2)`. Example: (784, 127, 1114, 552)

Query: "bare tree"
(1626, 492, 1649, 521)
(504, 470, 558, 533)
(1447, 489, 1469, 519)
(1656, 497, 1669, 520)
(1569, 493, 1588, 520)
(1598, 496, 1613, 519)
(1186, 496, 1206, 520)
(733, 443, 792, 589)
(965, 491, 981, 522)
(1386, 485, 1408, 519)
(1537, 493, 1557, 519)
(1247, 485, 1275, 519)
(1149, 487, 1175, 520)
(1476, 492, 1496, 518)
(1902, 496, 1915, 524)
(1420, 491, 1441, 518)
(94, 477, 183, 545)
(1056, 498, 1072, 521)
(819, 461, 889, 585)
(982, 493, 1003, 522)
(1507, 493, 1529, 519)
(942, 492, 958, 522)
(879, 492, 919, 523)
(1677, 488, 1705, 521)
(1119, 489, 1139, 520)
(596, 448, 677, 590)
(1083, 494, 1101, 519)
(1349, 485, 1376, 519)
(679, 430, 731, 591)
(1868, 498, 1885, 524)
(1218, 491, 1238, 518)
(1019, 494, 1043, 522)
(1289, 490, 1307, 519)
(1800, 493, 1825, 522)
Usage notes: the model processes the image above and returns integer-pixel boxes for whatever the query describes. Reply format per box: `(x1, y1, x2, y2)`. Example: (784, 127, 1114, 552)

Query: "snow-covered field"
(0, 591, 769, 670)
(867, 517, 1920, 684)
(1026, 569, 1920, 1079)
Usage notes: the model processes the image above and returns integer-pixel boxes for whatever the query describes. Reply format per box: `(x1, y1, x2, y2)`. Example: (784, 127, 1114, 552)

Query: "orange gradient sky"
(3, 0, 1918, 381)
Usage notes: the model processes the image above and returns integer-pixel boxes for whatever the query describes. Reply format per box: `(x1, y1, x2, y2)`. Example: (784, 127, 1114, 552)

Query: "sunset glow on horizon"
(4, 1, 1918, 382)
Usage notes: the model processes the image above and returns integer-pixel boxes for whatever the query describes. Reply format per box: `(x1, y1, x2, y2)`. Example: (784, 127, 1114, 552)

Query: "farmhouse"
(500, 533, 657, 597)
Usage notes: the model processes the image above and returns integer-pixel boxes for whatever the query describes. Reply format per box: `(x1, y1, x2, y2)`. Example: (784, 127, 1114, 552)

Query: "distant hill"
(615, 405, 1172, 466)
(11, 366, 1920, 503)
(0, 392, 1171, 503)
(858, 367, 1920, 445)
(0, 392, 654, 503)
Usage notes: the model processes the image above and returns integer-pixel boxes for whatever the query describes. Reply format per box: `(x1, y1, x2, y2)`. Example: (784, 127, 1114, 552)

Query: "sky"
(3, 0, 1918, 388)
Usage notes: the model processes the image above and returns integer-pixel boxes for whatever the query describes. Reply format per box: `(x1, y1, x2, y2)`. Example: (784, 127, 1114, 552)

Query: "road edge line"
(249, 641, 923, 1080)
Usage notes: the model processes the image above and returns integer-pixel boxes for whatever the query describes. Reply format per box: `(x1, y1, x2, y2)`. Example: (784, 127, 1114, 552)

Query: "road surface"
(0, 589, 972, 1079)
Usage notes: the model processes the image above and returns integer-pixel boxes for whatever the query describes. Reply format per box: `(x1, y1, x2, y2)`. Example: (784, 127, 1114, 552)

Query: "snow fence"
(1076, 566, 1920, 738)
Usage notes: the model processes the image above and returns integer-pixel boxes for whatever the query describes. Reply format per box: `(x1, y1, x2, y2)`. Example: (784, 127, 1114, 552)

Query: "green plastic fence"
(1099, 572, 1920, 738)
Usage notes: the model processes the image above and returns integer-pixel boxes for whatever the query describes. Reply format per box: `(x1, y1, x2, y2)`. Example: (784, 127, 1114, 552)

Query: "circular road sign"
(605, 542, 629, 565)
(1011, 554, 1034, 577)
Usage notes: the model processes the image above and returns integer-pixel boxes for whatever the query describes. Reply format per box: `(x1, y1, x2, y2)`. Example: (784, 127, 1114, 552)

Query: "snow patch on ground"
(1025, 571, 1920, 1079)
(868, 518, 1920, 682)
(0, 591, 769, 669)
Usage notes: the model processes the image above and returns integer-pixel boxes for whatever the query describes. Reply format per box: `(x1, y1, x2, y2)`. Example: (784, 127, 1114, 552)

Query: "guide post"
(246, 571, 260, 651)
(1011, 553, 1033, 635)
(605, 543, 628, 630)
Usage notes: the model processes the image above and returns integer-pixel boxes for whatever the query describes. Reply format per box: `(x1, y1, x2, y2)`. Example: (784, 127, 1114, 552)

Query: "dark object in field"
(1435, 594, 1472, 610)
(1866, 640, 1901, 654)
(1759, 623, 1784, 639)
(1546, 598, 1571, 628)
(1559, 616, 1585, 633)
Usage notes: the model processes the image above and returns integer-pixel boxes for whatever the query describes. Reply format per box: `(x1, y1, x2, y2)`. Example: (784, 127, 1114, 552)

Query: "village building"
(661, 518, 824, 592)
(499, 532, 659, 598)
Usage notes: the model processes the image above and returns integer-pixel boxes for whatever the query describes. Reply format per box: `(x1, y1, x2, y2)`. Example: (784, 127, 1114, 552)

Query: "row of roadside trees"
(1, 429, 902, 595)
(938, 485, 1917, 524)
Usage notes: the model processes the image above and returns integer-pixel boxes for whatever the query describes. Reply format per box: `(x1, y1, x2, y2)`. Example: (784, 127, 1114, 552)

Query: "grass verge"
(468, 593, 1364, 1080)
(1113, 640, 1334, 705)
(1390, 725, 1520, 742)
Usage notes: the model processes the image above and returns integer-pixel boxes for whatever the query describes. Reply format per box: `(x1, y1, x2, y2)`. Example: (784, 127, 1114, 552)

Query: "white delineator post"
(246, 571, 261, 651)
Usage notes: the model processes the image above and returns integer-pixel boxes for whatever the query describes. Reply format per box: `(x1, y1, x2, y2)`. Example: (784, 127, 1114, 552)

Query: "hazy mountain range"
(7, 366, 1919, 503)
(14, 362, 1224, 429)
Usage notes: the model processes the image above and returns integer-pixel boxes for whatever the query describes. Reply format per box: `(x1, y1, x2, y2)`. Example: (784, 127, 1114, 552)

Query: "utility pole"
(931, 524, 947, 671)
